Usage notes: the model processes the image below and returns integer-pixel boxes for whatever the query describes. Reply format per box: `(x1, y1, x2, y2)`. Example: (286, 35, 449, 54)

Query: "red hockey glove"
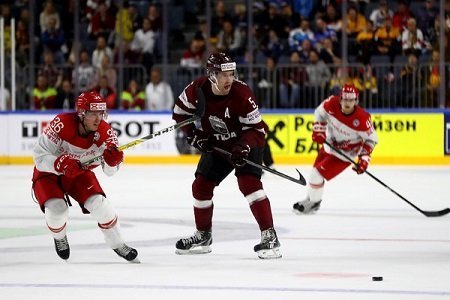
(103, 146, 124, 167)
(312, 122, 327, 144)
(54, 154, 83, 178)
(186, 129, 212, 153)
(353, 154, 370, 174)
(230, 143, 250, 168)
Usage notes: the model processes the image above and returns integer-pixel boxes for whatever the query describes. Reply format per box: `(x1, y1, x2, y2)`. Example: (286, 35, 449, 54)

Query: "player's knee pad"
(309, 167, 325, 188)
(192, 175, 215, 200)
(84, 194, 117, 228)
(44, 198, 68, 229)
(237, 175, 267, 204)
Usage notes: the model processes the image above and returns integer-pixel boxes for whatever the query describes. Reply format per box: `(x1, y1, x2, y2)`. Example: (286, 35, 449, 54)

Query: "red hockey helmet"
(340, 83, 359, 103)
(206, 52, 237, 84)
(76, 91, 108, 119)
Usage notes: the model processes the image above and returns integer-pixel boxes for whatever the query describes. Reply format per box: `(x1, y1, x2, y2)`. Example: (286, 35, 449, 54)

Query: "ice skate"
(113, 244, 140, 263)
(254, 227, 281, 259)
(53, 235, 70, 260)
(293, 199, 322, 214)
(175, 230, 212, 255)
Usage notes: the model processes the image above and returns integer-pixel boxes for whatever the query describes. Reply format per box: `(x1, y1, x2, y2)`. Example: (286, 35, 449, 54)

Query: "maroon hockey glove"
(186, 129, 212, 153)
(353, 154, 370, 174)
(103, 146, 124, 167)
(312, 122, 327, 144)
(54, 154, 83, 178)
(230, 144, 250, 168)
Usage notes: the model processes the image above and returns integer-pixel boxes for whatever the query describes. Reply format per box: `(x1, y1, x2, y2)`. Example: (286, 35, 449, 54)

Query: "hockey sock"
(238, 174, 274, 231)
(192, 175, 215, 231)
(44, 198, 69, 239)
(308, 167, 325, 202)
(84, 194, 124, 249)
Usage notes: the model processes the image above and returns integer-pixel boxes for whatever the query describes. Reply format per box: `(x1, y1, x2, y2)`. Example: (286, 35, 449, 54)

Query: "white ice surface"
(0, 164, 449, 300)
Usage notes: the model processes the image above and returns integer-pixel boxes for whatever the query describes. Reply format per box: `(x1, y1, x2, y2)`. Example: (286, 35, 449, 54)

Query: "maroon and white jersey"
(173, 76, 266, 149)
(33, 112, 120, 176)
(316, 95, 378, 160)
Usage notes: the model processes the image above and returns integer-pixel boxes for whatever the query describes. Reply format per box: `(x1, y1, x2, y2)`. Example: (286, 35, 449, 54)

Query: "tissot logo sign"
(22, 121, 39, 137)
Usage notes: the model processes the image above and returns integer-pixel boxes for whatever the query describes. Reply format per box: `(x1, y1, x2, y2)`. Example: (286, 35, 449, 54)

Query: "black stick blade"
(295, 169, 307, 185)
(422, 208, 450, 217)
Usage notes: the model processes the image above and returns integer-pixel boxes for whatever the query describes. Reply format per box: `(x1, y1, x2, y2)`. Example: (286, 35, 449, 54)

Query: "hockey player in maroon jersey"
(293, 83, 378, 214)
(172, 52, 281, 259)
(32, 91, 138, 262)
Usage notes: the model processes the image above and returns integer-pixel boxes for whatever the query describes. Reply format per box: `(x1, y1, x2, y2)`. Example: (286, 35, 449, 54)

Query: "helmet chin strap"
(79, 116, 93, 136)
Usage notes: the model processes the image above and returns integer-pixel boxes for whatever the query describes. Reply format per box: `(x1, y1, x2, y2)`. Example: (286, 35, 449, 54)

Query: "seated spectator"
(374, 17, 401, 60)
(313, 17, 337, 47)
(55, 79, 75, 110)
(278, 51, 305, 108)
(355, 20, 375, 64)
(305, 50, 331, 108)
(393, 0, 414, 31)
(402, 18, 427, 57)
(113, 3, 134, 47)
(130, 17, 156, 73)
(353, 65, 378, 106)
(144, 67, 174, 111)
(93, 75, 116, 109)
(88, 2, 115, 40)
(39, 0, 60, 32)
(398, 53, 422, 108)
(38, 51, 63, 89)
(288, 18, 314, 52)
(416, 0, 438, 42)
(72, 49, 98, 92)
(147, 3, 162, 32)
(369, 0, 393, 29)
(323, 4, 342, 33)
(256, 56, 277, 109)
(33, 75, 57, 110)
(216, 19, 244, 56)
(98, 55, 117, 91)
(180, 38, 205, 68)
(15, 19, 29, 66)
(298, 39, 313, 62)
(425, 50, 440, 108)
(92, 35, 113, 69)
(121, 80, 145, 110)
(211, 0, 232, 37)
(261, 29, 286, 60)
(346, 5, 367, 38)
(40, 17, 66, 64)
(318, 37, 342, 64)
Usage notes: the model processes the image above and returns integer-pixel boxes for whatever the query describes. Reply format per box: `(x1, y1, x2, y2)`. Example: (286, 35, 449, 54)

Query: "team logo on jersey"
(94, 131, 100, 141)
(353, 119, 360, 127)
(209, 115, 229, 134)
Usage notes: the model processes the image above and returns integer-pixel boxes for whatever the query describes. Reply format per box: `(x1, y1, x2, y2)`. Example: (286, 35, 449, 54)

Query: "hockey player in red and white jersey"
(32, 91, 138, 262)
(293, 83, 378, 214)
(172, 52, 281, 259)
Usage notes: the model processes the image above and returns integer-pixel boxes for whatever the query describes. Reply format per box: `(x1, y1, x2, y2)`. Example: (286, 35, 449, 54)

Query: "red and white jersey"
(33, 112, 120, 176)
(316, 95, 378, 160)
(173, 76, 266, 149)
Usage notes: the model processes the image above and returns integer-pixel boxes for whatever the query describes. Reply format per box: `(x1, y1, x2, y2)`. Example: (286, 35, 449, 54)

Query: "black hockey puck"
(372, 276, 383, 281)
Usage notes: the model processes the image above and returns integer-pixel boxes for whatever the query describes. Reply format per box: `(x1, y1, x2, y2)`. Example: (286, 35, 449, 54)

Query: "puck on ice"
(372, 276, 383, 281)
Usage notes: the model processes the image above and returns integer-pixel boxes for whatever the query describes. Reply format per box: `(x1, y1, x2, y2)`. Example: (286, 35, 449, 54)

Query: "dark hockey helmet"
(206, 52, 237, 84)
(340, 83, 359, 104)
(76, 91, 108, 120)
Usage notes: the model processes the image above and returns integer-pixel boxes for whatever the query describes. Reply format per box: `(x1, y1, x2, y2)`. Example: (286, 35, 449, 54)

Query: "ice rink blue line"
(0, 283, 449, 296)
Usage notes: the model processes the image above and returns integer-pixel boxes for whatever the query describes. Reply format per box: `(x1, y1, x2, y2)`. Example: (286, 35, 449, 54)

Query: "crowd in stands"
(0, 0, 450, 110)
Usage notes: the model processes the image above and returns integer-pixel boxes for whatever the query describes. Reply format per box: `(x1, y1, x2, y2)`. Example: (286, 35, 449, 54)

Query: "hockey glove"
(312, 122, 327, 144)
(353, 154, 370, 174)
(186, 129, 212, 153)
(54, 154, 83, 178)
(230, 143, 250, 168)
(103, 146, 124, 167)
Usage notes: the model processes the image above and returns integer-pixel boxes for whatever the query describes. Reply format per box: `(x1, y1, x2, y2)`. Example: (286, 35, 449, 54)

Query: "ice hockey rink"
(0, 164, 449, 300)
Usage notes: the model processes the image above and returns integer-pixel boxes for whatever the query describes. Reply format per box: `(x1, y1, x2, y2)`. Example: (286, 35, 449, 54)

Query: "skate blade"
(292, 208, 318, 215)
(175, 246, 212, 255)
(128, 257, 141, 264)
(256, 248, 282, 259)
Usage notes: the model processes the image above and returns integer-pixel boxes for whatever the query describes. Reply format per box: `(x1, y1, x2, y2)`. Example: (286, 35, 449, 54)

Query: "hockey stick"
(324, 141, 450, 217)
(212, 146, 306, 185)
(81, 87, 206, 166)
